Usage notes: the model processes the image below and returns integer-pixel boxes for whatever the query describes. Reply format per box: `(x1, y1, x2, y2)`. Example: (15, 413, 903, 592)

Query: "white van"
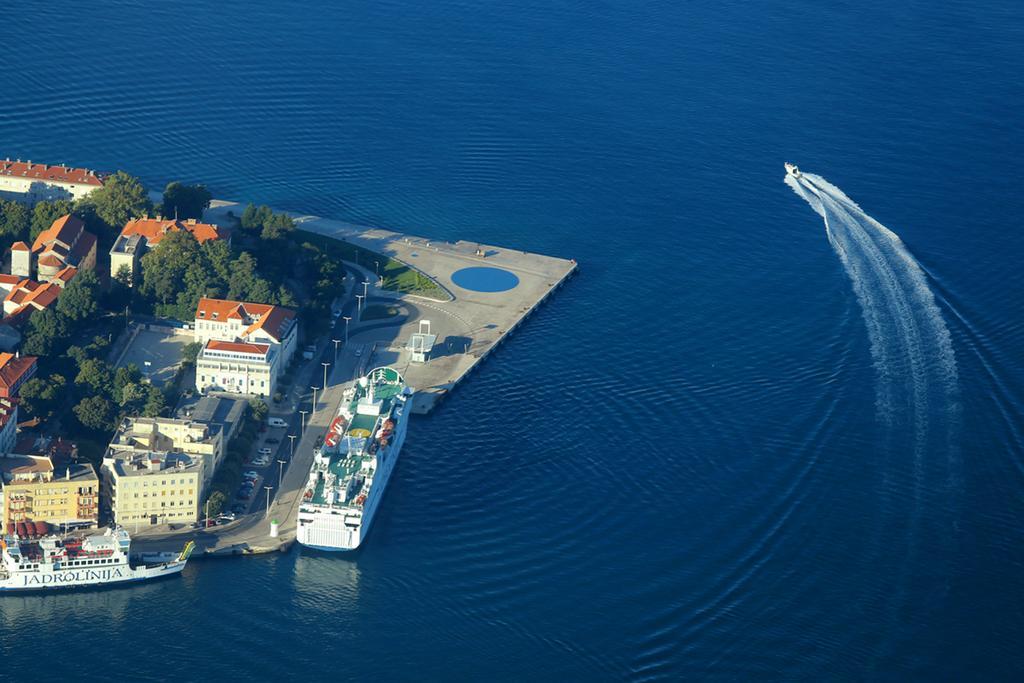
(267, 417, 287, 428)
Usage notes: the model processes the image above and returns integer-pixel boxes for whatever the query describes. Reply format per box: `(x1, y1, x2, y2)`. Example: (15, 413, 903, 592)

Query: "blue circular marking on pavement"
(451, 266, 520, 293)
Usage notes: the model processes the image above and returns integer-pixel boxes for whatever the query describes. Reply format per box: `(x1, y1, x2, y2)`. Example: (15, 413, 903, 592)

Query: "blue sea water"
(2, 0, 1024, 679)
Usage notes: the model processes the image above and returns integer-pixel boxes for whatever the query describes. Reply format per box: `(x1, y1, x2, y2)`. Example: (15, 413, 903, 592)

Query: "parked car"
(258, 447, 273, 456)
(252, 458, 270, 467)
(243, 471, 259, 480)
(265, 438, 280, 445)
(238, 489, 253, 500)
(268, 417, 287, 428)
(218, 513, 237, 522)
(230, 503, 247, 514)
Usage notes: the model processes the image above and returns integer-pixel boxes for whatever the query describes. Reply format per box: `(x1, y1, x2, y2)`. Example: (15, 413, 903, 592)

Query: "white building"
(193, 298, 297, 397)
(196, 341, 279, 398)
(0, 159, 105, 204)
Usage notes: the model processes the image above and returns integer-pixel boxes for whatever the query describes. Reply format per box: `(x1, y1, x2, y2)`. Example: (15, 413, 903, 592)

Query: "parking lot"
(116, 326, 194, 387)
(224, 421, 292, 520)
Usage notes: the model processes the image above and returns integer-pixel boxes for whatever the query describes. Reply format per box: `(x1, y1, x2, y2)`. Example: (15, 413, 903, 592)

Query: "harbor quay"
(203, 199, 578, 414)
(130, 199, 577, 557)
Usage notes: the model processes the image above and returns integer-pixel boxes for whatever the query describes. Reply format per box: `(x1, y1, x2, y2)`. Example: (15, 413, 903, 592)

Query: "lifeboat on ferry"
(324, 432, 340, 448)
(16, 522, 27, 538)
(304, 489, 313, 500)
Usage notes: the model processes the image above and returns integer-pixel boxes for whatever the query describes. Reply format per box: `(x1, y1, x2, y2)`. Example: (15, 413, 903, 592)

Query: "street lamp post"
(362, 280, 369, 299)
(374, 261, 379, 278)
(299, 410, 309, 433)
(332, 339, 341, 361)
(311, 385, 319, 413)
(322, 362, 330, 390)
(342, 317, 351, 343)
(277, 459, 286, 489)
(264, 485, 273, 518)
(288, 434, 296, 458)
(355, 294, 364, 320)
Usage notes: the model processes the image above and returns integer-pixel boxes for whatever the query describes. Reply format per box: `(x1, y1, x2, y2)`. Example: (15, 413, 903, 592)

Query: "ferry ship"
(0, 527, 194, 592)
(296, 367, 412, 551)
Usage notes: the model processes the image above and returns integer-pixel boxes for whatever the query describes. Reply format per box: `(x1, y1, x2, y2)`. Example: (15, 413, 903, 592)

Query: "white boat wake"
(786, 169, 959, 454)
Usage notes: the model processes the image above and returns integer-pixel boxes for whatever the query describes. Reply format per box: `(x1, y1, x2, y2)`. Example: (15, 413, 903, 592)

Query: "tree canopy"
(55, 267, 101, 322)
(18, 374, 66, 420)
(162, 182, 212, 221)
(0, 199, 31, 247)
(74, 395, 115, 432)
(30, 199, 73, 242)
(77, 171, 151, 231)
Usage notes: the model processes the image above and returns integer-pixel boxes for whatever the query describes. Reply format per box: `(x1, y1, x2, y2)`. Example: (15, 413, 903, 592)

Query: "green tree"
(0, 199, 31, 244)
(142, 385, 167, 417)
(139, 230, 203, 304)
(74, 395, 115, 431)
(204, 490, 227, 518)
(248, 398, 269, 423)
(76, 358, 114, 397)
(227, 251, 259, 300)
(77, 171, 151, 231)
(21, 308, 69, 356)
(113, 363, 143, 398)
(18, 374, 66, 419)
(114, 263, 133, 288)
(260, 212, 294, 241)
(119, 381, 147, 408)
(56, 267, 100, 322)
(162, 182, 212, 221)
(182, 342, 203, 365)
(30, 199, 73, 242)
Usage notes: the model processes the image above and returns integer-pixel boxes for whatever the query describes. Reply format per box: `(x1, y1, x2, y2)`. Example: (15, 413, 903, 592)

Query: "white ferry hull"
(297, 406, 409, 552)
(0, 560, 186, 592)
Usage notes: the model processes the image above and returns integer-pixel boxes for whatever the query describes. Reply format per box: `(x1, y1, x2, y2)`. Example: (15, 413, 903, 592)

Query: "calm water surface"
(2, 1, 1023, 679)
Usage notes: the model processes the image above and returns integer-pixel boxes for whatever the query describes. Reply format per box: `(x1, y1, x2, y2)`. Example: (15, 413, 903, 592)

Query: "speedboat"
(784, 162, 801, 178)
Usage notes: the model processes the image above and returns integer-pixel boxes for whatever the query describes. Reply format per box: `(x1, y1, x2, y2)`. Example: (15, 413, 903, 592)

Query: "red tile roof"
(0, 352, 38, 398)
(120, 217, 230, 246)
(0, 160, 104, 187)
(205, 340, 270, 355)
(10, 242, 28, 252)
(32, 214, 86, 254)
(195, 297, 295, 343)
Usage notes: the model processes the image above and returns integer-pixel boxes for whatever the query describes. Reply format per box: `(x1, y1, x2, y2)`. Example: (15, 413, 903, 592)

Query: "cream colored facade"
(1, 457, 99, 531)
(101, 452, 200, 526)
(196, 343, 278, 398)
(107, 417, 224, 489)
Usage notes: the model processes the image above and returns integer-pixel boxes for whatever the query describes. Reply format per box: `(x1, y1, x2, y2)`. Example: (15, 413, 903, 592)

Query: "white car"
(257, 447, 273, 456)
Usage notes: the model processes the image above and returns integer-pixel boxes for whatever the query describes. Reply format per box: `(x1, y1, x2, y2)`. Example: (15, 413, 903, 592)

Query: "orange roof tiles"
(120, 217, 229, 246)
(195, 297, 296, 343)
(38, 254, 63, 268)
(0, 352, 37, 397)
(10, 242, 28, 252)
(32, 214, 86, 254)
(205, 340, 270, 355)
(0, 160, 104, 187)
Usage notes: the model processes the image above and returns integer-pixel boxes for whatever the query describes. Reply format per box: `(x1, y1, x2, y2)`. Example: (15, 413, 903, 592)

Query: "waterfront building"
(100, 451, 200, 527)
(0, 456, 99, 533)
(193, 298, 297, 398)
(106, 416, 224, 490)
(11, 214, 96, 282)
(0, 352, 37, 455)
(0, 159, 105, 204)
(110, 217, 231, 285)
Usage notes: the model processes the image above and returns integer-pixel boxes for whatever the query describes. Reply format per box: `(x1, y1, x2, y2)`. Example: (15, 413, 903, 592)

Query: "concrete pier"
(130, 200, 577, 557)
(204, 199, 578, 414)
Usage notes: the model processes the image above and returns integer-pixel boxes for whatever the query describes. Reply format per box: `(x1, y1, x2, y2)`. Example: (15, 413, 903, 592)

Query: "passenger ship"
(296, 367, 412, 551)
(0, 527, 194, 592)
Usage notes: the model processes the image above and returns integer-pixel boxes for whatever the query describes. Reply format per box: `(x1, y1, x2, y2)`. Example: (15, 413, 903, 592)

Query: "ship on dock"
(296, 367, 412, 551)
(0, 527, 193, 592)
